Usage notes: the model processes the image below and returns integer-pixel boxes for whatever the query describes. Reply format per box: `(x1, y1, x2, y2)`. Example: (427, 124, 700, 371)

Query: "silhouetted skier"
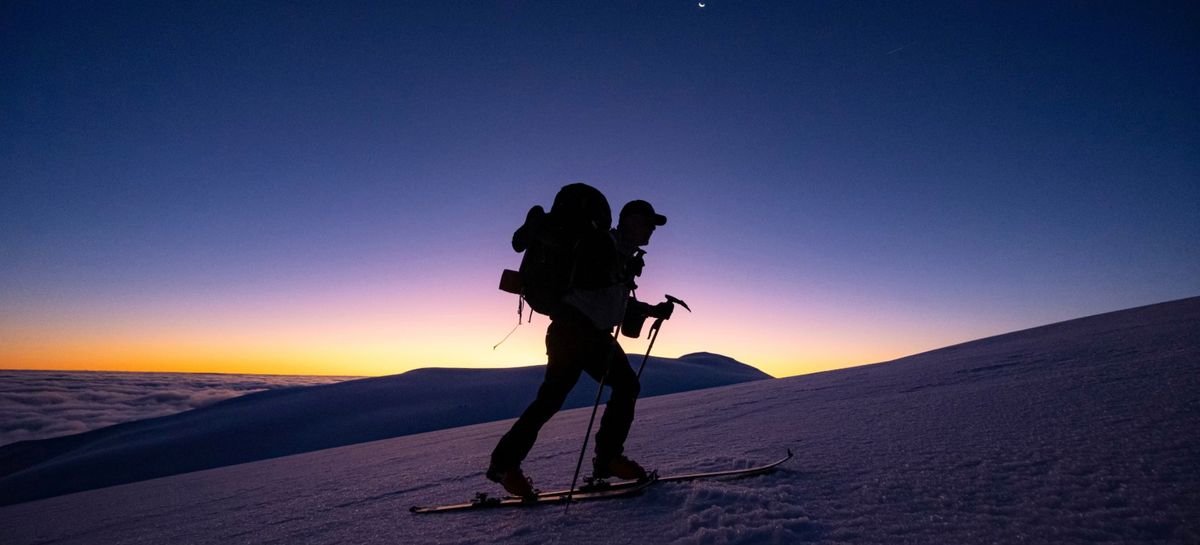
(488, 199, 673, 498)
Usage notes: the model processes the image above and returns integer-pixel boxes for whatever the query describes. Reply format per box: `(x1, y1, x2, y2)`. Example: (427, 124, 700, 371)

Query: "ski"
(409, 472, 658, 514)
(409, 450, 791, 514)
(658, 448, 793, 484)
(525, 448, 793, 500)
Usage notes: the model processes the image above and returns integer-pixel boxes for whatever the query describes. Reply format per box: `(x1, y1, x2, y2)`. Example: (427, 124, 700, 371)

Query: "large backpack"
(501, 183, 612, 316)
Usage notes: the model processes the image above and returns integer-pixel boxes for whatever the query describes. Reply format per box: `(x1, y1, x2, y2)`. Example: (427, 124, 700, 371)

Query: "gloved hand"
(648, 301, 674, 320)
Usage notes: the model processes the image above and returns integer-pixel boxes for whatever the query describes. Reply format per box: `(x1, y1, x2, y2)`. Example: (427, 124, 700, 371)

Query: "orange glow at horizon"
(0, 270, 999, 379)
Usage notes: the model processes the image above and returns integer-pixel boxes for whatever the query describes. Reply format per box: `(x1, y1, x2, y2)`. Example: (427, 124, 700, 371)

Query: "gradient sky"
(2, 1, 1197, 378)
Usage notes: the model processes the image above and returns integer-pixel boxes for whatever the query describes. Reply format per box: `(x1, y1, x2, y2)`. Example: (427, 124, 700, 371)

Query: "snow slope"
(0, 352, 766, 505)
(1, 297, 1197, 545)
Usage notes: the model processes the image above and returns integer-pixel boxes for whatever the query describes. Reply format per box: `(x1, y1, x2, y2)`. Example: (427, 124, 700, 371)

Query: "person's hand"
(649, 301, 674, 320)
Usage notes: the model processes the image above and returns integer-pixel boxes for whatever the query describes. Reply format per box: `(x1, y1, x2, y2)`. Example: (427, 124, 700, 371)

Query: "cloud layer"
(0, 371, 354, 446)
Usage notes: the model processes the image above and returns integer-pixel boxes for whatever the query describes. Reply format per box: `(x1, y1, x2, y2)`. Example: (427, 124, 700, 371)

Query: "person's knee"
(534, 366, 581, 410)
(532, 391, 569, 416)
(611, 375, 641, 399)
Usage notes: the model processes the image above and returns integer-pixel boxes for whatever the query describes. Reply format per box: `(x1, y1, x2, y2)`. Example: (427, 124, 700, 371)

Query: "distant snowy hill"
(1, 298, 1197, 545)
(0, 352, 767, 506)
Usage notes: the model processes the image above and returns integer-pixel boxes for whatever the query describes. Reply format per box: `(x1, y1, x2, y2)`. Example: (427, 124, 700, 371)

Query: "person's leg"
(490, 317, 586, 470)
(586, 337, 641, 462)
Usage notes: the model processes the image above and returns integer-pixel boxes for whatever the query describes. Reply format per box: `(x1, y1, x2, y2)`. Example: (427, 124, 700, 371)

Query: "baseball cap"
(619, 200, 667, 226)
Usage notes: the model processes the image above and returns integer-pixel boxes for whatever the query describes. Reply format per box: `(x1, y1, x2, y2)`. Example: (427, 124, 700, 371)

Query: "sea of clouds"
(0, 371, 356, 446)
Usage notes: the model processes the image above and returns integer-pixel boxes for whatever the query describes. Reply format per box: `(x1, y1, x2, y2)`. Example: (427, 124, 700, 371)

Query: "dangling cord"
(492, 295, 524, 350)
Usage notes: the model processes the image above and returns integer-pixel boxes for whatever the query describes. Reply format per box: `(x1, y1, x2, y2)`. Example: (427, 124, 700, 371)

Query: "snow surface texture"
(1, 298, 1197, 544)
(0, 371, 355, 446)
(0, 352, 767, 505)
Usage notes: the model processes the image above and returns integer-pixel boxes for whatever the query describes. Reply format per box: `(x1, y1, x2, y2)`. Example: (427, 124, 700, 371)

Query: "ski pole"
(635, 318, 664, 380)
(636, 295, 690, 379)
(564, 323, 622, 511)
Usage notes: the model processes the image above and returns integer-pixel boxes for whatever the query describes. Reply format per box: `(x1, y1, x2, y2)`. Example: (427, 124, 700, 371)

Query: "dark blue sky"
(2, 1, 1197, 376)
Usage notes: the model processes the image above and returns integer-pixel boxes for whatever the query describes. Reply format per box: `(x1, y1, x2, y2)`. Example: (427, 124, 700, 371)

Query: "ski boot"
(592, 454, 648, 481)
(486, 464, 536, 499)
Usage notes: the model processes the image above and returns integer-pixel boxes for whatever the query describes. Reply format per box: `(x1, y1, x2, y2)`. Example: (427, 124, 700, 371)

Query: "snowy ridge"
(0, 352, 767, 506)
(0, 297, 1197, 544)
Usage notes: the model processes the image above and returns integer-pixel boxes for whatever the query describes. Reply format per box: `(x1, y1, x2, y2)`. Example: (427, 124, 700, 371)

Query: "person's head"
(617, 200, 667, 247)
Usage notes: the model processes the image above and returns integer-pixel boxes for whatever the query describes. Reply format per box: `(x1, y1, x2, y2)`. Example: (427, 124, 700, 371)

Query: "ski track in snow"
(0, 298, 1197, 544)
